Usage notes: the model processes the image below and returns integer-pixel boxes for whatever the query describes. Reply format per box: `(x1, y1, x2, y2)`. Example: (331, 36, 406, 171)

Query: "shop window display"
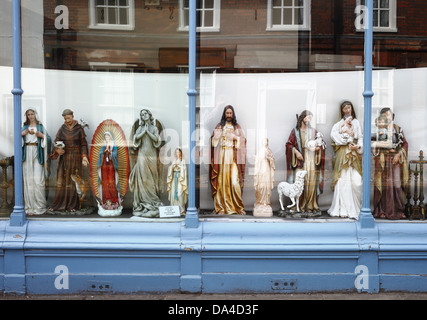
(1, 0, 427, 222)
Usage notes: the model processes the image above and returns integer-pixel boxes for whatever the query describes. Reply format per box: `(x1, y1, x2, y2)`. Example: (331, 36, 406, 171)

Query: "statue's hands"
(82, 156, 89, 167)
(21, 129, 29, 136)
(137, 125, 147, 138)
(392, 152, 401, 165)
(294, 149, 304, 161)
(226, 131, 237, 141)
(35, 131, 44, 139)
(348, 143, 358, 150)
(55, 148, 65, 155)
(214, 129, 222, 139)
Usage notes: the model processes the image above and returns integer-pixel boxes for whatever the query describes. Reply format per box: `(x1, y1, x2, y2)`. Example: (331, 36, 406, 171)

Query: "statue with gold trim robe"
(285, 110, 325, 215)
(328, 102, 363, 219)
(209, 105, 246, 215)
(371, 108, 408, 220)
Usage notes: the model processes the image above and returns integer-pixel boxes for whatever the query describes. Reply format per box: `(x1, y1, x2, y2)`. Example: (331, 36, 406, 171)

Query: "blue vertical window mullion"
(185, 0, 199, 228)
(10, 0, 26, 226)
(360, 0, 375, 228)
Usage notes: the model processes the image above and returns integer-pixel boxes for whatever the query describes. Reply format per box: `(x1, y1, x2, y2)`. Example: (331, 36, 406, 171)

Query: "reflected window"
(357, 0, 397, 32)
(267, 0, 311, 31)
(89, 0, 135, 30)
(179, 0, 221, 32)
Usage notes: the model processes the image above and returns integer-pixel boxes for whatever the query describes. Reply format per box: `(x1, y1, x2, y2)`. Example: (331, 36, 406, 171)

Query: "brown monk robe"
(49, 109, 89, 212)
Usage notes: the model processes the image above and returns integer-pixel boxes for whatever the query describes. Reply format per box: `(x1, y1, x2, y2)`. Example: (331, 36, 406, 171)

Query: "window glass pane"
(295, 8, 303, 25)
(204, 10, 214, 27)
(283, 8, 292, 24)
(108, 8, 117, 24)
(196, 10, 201, 27)
(184, 8, 190, 27)
(284, 0, 292, 6)
(108, 0, 116, 6)
(205, 0, 214, 9)
(97, 7, 106, 23)
(273, 0, 282, 6)
(4, 0, 425, 223)
(13, 0, 189, 221)
(380, 0, 389, 8)
(380, 10, 389, 27)
(373, 9, 379, 27)
(119, 8, 128, 24)
(272, 8, 282, 25)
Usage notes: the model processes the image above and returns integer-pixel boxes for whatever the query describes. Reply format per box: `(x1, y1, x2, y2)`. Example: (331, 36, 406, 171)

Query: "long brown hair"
(340, 101, 357, 120)
(296, 110, 313, 130)
(23, 109, 41, 126)
(220, 105, 237, 126)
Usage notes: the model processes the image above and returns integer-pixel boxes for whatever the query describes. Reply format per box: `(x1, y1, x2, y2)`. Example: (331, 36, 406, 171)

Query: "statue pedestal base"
(278, 209, 322, 218)
(98, 204, 123, 217)
(253, 204, 273, 217)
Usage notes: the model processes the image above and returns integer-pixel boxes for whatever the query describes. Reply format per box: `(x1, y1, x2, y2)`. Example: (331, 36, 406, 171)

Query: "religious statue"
(282, 110, 325, 217)
(253, 138, 275, 217)
(49, 109, 91, 214)
(21, 108, 52, 215)
(128, 109, 166, 217)
(209, 105, 246, 215)
(328, 101, 363, 219)
(90, 119, 130, 217)
(166, 147, 188, 215)
(371, 107, 409, 219)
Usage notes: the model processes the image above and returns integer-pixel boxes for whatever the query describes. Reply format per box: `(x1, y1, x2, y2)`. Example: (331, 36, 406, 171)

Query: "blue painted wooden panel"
(202, 252, 359, 274)
(24, 220, 183, 250)
(0, 221, 7, 292)
(201, 221, 360, 252)
(26, 274, 181, 295)
(202, 273, 359, 293)
(25, 251, 181, 274)
(200, 221, 362, 293)
(22, 220, 184, 294)
(379, 275, 427, 292)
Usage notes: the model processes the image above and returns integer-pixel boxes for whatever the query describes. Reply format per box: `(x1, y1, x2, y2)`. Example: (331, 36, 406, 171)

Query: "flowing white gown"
(22, 126, 47, 215)
(328, 119, 363, 219)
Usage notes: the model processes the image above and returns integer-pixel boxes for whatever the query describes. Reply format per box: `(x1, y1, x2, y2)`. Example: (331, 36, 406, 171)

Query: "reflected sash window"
(179, 0, 221, 32)
(267, 0, 311, 31)
(357, 0, 397, 32)
(89, 0, 135, 30)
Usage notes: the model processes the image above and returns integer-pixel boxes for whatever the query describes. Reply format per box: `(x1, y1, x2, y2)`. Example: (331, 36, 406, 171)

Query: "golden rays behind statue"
(90, 119, 130, 217)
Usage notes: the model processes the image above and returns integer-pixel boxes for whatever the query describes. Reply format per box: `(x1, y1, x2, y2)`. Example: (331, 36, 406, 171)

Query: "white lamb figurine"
(277, 170, 307, 213)
(306, 132, 326, 151)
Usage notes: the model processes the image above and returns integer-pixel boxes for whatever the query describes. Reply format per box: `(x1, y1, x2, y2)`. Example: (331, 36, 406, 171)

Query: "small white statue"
(253, 138, 275, 217)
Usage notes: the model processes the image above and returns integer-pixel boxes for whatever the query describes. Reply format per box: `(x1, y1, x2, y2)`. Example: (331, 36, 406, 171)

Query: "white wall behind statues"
(1, 66, 427, 212)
